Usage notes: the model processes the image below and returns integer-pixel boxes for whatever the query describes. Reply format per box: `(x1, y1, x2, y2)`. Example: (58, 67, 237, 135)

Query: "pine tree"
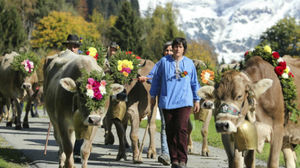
(109, 1, 143, 55)
(0, 0, 26, 55)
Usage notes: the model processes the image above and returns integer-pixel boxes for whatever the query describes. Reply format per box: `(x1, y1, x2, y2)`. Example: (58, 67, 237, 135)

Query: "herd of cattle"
(0, 50, 300, 168)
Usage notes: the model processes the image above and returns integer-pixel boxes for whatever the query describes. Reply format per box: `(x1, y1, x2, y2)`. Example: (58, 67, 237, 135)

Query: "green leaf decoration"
(10, 51, 40, 76)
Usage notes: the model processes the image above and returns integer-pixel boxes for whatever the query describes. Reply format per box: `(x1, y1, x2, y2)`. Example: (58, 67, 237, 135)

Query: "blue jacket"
(150, 55, 200, 109)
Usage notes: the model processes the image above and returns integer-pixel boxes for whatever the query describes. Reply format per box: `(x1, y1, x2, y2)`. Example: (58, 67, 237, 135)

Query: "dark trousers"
(163, 107, 191, 164)
(74, 139, 84, 155)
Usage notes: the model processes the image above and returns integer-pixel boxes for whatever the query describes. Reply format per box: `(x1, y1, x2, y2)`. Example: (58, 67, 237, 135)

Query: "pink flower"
(94, 90, 103, 100)
(100, 80, 106, 86)
(272, 52, 280, 59)
(88, 78, 95, 84)
(92, 80, 100, 89)
(86, 84, 92, 90)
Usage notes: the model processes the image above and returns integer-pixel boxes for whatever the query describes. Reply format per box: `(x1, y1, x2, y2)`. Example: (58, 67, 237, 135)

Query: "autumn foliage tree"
(185, 39, 218, 67)
(31, 11, 100, 50)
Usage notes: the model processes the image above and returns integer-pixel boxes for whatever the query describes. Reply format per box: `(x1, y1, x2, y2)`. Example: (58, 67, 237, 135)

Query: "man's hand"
(193, 101, 200, 113)
(138, 76, 148, 82)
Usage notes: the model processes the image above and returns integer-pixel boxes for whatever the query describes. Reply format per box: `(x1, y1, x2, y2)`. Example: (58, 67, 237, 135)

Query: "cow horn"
(137, 60, 147, 67)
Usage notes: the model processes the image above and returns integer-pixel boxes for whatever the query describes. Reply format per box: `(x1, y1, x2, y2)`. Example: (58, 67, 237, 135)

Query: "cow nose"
(203, 101, 214, 109)
(116, 92, 127, 101)
(215, 122, 229, 132)
(88, 115, 101, 125)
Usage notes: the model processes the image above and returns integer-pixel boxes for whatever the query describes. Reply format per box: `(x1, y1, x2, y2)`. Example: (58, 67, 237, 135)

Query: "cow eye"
(236, 95, 243, 100)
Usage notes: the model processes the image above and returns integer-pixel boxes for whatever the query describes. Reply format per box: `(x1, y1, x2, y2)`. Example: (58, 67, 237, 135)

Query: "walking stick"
(44, 122, 51, 156)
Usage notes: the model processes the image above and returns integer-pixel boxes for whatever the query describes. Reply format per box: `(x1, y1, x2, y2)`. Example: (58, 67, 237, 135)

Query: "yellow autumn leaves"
(31, 11, 100, 49)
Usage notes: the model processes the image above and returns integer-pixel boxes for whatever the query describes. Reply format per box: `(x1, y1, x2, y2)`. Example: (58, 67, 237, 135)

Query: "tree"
(108, 1, 143, 55)
(0, 0, 26, 55)
(185, 39, 218, 67)
(31, 11, 100, 50)
(259, 17, 300, 56)
(90, 9, 117, 45)
(143, 3, 185, 61)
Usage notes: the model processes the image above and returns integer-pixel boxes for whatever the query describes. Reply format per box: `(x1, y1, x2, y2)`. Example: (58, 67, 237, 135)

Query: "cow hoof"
(116, 153, 127, 161)
(147, 149, 156, 159)
(23, 123, 29, 128)
(31, 113, 39, 118)
(15, 125, 22, 130)
(133, 158, 143, 164)
(6, 122, 12, 127)
(201, 150, 209, 157)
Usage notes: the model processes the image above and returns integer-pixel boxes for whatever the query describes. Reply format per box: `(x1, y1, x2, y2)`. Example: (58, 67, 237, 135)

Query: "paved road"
(0, 114, 268, 168)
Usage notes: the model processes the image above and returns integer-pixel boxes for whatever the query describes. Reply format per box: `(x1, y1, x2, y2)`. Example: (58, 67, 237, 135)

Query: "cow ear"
(110, 83, 124, 95)
(251, 78, 273, 98)
(198, 86, 215, 99)
(60, 78, 77, 93)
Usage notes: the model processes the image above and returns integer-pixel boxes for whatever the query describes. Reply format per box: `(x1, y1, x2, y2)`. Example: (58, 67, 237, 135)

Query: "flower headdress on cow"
(244, 45, 299, 121)
(194, 60, 216, 86)
(79, 38, 107, 67)
(77, 70, 112, 111)
(109, 50, 141, 84)
(11, 51, 39, 76)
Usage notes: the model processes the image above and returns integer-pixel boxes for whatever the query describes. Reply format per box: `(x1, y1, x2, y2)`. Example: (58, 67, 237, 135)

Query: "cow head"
(214, 70, 273, 133)
(60, 77, 122, 127)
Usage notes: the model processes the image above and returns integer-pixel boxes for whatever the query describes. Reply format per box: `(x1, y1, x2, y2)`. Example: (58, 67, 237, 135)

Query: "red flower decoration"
(244, 51, 249, 57)
(125, 51, 132, 55)
(136, 56, 141, 59)
(275, 66, 285, 76)
(289, 72, 294, 78)
(272, 52, 280, 59)
(278, 61, 286, 69)
(86, 51, 90, 55)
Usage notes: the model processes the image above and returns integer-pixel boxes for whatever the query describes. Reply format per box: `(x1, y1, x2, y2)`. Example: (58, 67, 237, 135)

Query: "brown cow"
(0, 52, 36, 129)
(104, 59, 158, 163)
(204, 55, 300, 168)
(44, 50, 123, 168)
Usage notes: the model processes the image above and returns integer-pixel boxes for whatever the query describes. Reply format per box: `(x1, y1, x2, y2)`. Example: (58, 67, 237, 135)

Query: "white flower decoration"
(277, 58, 284, 63)
(86, 89, 94, 98)
(282, 73, 289, 79)
(99, 85, 106, 95)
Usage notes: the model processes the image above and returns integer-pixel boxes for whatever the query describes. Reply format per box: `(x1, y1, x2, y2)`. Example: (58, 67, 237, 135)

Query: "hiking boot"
(178, 162, 187, 168)
(158, 154, 170, 165)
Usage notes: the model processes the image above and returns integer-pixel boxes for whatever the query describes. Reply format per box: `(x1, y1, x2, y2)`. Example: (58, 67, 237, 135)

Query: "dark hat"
(63, 34, 81, 46)
(110, 41, 119, 49)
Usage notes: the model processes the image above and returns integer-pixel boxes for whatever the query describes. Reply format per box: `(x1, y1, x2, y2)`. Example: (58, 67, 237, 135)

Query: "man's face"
(68, 44, 80, 54)
(109, 47, 117, 56)
(173, 43, 184, 57)
(163, 45, 173, 56)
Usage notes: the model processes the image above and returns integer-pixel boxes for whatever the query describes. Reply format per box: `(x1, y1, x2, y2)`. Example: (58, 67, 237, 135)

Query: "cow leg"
(113, 118, 127, 161)
(244, 150, 255, 168)
(59, 126, 75, 168)
(187, 118, 193, 154)
(103, 116, 115, 145)
(147, 106, 157, 159)
(221, 134, 235, 168)
(81, 127, 98, 168)
(23, 100, 31, 128)
(122, 114, 130, 148)
(201, 109, 212, 156)
(268, 125, 284, 168)
(128, 108, 142, 163)
(282, 144, 296, 168)
(51, 122, 66, 168)
(13, 99, 22, 130)
(233, 149, 244, 168)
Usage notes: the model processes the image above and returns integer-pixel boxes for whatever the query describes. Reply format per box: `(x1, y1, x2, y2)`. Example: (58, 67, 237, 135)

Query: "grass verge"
(140, 114, 300, 167)
(0, 136, 30, 168)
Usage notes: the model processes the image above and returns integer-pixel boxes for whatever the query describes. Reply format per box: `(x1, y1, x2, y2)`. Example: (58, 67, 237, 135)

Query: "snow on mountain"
(139, 0, 300, 63)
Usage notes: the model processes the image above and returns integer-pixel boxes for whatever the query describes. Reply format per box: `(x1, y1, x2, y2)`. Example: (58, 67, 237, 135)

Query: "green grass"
(0, 136, 29, 168)
(140, 115, 300, 167)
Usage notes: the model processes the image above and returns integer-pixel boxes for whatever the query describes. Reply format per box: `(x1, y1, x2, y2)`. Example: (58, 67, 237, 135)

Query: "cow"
(0, 52, 36, 129)
(200, 55, 300, 168)
(43, 50, 122, 168)
(104, 59, 158, 163)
